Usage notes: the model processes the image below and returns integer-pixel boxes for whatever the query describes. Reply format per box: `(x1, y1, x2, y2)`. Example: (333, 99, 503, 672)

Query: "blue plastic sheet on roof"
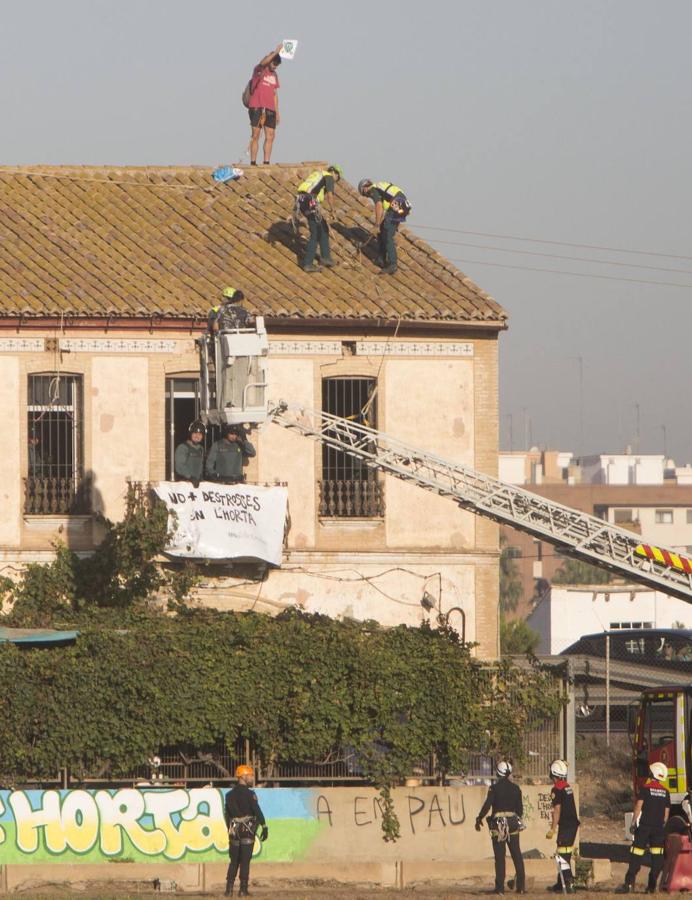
(0, 626, 79, 645)
(212, 165, 243, 183)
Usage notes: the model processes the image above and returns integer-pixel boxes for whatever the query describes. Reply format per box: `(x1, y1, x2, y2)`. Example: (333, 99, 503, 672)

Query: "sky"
(1, 0, 691, 462)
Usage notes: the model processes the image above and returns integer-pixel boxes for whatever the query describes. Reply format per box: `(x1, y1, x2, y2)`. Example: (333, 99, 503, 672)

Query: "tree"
(552, 557, 611, 585)
(501, 617, 541, 655)
(500, 535, 523, 614)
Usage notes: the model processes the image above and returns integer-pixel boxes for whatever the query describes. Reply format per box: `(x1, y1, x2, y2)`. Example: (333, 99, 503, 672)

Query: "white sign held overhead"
(154, 482, 288, 565)
(280, 39, 298, 60)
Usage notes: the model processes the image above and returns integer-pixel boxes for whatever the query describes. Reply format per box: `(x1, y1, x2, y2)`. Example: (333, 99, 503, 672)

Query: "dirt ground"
(9, 890, 629, 899)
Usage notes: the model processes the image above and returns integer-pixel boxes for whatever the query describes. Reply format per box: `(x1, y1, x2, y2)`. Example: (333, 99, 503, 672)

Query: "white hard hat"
(496, 760, 513, 777)
(550, 759, 568, 778)
(650, 762, 668, 782)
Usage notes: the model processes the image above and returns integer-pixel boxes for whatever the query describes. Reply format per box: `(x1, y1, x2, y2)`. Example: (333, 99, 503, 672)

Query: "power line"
(431, 238, 692, 276)
(447, 256, 692, 289)
(415, 224, 692, 262)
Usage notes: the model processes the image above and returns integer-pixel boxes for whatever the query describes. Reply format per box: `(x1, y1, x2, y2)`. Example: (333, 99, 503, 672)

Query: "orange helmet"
(235, 764, 254, 779)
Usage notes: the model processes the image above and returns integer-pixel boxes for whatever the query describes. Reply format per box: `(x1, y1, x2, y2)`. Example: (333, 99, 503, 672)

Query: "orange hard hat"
(235, 764, 254, 778)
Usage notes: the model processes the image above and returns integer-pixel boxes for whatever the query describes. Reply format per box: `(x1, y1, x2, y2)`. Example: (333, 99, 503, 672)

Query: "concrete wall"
(0, 784, 568, 866)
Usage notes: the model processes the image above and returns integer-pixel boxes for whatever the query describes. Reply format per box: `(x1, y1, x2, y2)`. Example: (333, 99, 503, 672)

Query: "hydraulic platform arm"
(270, 403, 692, 603)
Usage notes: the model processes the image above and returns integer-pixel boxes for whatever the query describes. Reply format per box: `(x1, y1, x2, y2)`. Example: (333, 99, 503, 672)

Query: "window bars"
(319, 377, 384, 517)
(25, 373, 87, 514)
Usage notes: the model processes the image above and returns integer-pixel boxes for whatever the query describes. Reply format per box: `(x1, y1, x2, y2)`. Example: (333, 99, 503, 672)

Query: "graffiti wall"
(0, 785, 569, 864)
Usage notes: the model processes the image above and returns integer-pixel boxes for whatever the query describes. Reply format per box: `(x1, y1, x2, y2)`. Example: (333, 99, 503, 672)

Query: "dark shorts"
(249, 107, 276, 129)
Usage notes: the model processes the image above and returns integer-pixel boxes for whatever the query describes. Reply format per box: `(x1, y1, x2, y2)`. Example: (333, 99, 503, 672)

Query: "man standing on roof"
(295, 164, 342, 273)
(208, 287, 253, 333)
(206, 424, 256, 484)
(224, 764, 267, 897)
(358, 179, 411, 275)
(617, 761, 670, 894)
(248, 44, 283, 166)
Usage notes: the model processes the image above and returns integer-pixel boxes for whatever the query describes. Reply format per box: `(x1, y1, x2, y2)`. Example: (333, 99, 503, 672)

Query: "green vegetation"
(552, 557, 612, 585)
(499, 536, 523, 613)
(0, 488, 566, 841)
(500, 617, 541, 655)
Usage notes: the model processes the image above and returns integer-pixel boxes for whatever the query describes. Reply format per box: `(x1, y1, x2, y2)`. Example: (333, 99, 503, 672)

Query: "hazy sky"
(2, 0, 690, 462)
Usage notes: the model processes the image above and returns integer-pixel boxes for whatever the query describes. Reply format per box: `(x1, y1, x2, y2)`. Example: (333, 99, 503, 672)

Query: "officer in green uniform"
(174, 420, 206, 485)
(358, 178, 411, 274)
(295, 164, 342, 272)
(205, 425, 256, 484)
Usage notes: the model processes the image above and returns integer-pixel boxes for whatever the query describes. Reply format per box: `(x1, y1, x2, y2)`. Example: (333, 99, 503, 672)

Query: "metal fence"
(18, 676, 569, 790)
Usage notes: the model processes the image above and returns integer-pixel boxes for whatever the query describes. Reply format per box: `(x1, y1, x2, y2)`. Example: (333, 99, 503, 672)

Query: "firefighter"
(546, 759, 580, 893)
(224, 764, 268, 897)
(295, 164, 342, 272)
(358, 178, 411, 275)
(174, 420, 205, 485)
(617, 761, 670, 894)
(209, 287, 252, 333)
(475, 760, 526, 894)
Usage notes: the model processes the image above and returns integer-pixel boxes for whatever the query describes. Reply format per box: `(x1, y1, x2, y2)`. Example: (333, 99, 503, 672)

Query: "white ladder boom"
(271, 403, 692, 602)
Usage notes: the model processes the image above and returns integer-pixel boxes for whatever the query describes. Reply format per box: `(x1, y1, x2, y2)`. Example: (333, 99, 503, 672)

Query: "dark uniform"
(551, 778, 580, 890)
(224, 783, 266, 896)
(205, 430, 256, 483)
(368, 181, 411, 274)
(624, 778, 670, 891)
(476, 777, 526, 894)
(174, 438, 205, 482)
(296, 169, 337, 271)
(213, 302, 252, 331)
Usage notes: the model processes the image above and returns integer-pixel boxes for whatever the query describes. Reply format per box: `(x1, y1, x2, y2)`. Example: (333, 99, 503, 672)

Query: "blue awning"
(0, 626, 79, 645)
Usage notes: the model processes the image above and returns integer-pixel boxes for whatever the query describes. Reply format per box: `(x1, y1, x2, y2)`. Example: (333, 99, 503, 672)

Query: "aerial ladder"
(199, 322, 692, 602)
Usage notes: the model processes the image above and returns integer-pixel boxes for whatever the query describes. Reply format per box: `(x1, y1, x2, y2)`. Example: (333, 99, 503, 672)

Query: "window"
(610, 621, 653, 630)
(505, 546, 522, 559)
(25, 373, 86, 514)
(165, 377, 221, 480)
(614, 508, 635, 524)
(687, 510, 692, 525)
(319, 377, 384, 517)
(655, 509, 674, 525)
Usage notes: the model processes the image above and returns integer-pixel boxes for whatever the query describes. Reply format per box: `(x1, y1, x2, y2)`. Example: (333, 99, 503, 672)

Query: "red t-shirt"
(249, 65, 279, 110)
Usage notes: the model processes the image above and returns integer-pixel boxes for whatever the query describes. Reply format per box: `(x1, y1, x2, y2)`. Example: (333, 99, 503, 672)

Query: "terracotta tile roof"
(0, 164, 506, 324)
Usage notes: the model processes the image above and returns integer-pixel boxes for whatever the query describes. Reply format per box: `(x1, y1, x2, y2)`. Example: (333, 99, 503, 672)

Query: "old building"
(0, 164, 506, 656)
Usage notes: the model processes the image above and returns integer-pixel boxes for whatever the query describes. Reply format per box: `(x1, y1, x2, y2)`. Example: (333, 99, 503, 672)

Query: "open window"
(25, 373, 87, 514)
(165, 377, 220, 480)
(319, 377, 384, 518)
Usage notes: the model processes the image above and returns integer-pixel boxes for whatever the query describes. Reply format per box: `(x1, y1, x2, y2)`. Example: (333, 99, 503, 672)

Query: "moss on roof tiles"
(0, 164, 506, 323)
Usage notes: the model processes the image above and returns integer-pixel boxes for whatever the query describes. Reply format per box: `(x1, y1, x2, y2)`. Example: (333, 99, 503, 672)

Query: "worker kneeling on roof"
(295, 164, 342, 273)
(205, 424, 256, 484)
(358, 178, 411, 275)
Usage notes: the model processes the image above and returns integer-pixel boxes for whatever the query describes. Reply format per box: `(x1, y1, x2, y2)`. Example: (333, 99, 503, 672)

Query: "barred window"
(25, 373, 87, 514)
(319, 377, 384, 518)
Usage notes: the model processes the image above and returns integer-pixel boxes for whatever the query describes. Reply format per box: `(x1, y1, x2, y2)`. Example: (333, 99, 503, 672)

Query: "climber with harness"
(358, 178, 412, 275)
(224, 764, 268, 897)
(295, 164, 342, 272)
(475, 760, 526, 895)
(208, 287, 253, 334)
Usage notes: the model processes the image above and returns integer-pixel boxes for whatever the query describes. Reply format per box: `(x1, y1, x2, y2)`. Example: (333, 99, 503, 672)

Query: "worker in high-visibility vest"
(358, 179, 412, 275)
(295, 164, 342, 272)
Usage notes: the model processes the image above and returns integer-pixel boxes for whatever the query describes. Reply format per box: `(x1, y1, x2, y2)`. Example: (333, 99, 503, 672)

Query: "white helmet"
(550, 759, 568, 778)
(650, 762, 668, 782)
(496, 760, 513, 777)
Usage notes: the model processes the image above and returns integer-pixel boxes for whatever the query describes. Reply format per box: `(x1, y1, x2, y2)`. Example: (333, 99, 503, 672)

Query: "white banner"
(154, 482, 288, 565)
